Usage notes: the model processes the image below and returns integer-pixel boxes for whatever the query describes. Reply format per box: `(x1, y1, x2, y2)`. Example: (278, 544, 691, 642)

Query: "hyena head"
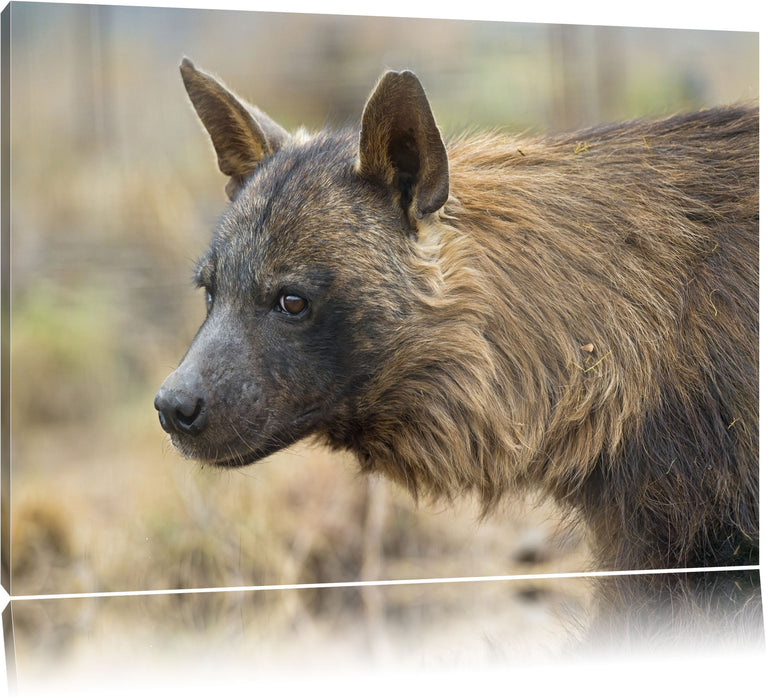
(155, 59, 448, 468)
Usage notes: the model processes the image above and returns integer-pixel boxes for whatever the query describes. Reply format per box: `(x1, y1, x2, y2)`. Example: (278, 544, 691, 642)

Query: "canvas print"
(0, 2, 761, 694)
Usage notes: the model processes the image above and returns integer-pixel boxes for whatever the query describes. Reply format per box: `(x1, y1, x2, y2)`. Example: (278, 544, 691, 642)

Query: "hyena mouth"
(210, 446, 277, 469)
(208, 406, 325, 468)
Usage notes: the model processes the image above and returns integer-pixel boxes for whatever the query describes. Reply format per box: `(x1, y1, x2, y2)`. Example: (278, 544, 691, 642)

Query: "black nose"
(154, 386, 207, 436)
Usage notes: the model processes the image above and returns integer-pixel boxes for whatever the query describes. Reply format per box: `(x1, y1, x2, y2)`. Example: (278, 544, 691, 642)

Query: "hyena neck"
(352, 113, 758, 569)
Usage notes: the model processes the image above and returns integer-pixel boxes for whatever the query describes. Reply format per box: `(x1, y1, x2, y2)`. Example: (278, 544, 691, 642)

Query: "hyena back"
(156, 59, 758, 576)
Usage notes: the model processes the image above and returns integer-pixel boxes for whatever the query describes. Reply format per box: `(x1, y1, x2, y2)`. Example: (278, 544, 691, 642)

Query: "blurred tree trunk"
(595, 25, 626, 123)
(549, 24, 587, 131)
(74, 4, 113, 151)
(361, 476, 389, 661)
(549, 24, 627, 130)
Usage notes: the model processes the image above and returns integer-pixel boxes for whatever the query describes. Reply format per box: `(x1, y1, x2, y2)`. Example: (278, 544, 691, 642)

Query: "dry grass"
(11, 392, 592, 686)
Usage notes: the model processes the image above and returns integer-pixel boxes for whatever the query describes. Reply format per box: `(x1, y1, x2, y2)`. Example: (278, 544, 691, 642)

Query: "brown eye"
(277, 294, 308, 316)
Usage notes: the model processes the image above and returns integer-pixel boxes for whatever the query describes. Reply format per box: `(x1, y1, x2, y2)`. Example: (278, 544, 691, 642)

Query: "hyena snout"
(154, 368, 207, 437)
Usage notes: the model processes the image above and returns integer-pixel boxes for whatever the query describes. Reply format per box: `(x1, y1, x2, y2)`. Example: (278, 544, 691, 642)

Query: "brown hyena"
(156, 60, 758, 636)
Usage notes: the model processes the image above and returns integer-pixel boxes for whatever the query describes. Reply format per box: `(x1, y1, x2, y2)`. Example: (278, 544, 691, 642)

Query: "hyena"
(156, 59, 759, 639)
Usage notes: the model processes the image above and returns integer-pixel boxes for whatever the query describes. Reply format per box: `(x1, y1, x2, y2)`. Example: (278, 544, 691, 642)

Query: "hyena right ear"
(358, 70, 449, 224)
(180, 58, 290, 200)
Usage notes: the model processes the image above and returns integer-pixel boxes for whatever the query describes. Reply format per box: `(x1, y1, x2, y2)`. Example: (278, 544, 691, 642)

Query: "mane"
(353, 106, 759, 568)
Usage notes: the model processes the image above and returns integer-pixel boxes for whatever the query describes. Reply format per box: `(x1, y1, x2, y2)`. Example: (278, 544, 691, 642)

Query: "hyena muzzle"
(156, 59, 758, 585)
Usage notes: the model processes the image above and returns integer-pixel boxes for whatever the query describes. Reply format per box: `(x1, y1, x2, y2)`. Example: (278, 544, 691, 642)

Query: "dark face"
(155, 132, 415, 467)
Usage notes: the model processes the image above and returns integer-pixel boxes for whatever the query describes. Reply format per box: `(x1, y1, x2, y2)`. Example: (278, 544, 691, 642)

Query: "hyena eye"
(204, 288, 214, 312)
(276, 294, 308, 316)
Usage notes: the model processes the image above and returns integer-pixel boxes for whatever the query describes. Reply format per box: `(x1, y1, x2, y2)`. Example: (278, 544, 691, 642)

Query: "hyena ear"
(180, 58, 290, 200)
(358, 70, 449, 223)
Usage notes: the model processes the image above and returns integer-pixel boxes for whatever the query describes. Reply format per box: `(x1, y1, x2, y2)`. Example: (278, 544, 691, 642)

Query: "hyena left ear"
(358, 71, 449, 223)
(180, 58, 290, 200)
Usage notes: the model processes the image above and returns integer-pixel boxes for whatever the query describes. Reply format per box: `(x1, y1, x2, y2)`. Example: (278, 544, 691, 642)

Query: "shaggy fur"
(158, 63, 759, 637)
(356, 107, 759, 573)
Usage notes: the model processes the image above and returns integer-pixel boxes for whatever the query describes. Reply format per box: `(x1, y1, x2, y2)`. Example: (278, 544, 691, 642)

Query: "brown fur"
(159, 64, 758, 630)
(346, 107, 758, 574)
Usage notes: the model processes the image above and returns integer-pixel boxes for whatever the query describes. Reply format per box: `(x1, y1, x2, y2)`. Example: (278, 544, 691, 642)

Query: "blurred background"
(4, 1, 758, 692)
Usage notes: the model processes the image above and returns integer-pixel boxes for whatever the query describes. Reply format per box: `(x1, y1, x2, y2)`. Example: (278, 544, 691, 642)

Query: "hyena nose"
(154, 385, 207, 437)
